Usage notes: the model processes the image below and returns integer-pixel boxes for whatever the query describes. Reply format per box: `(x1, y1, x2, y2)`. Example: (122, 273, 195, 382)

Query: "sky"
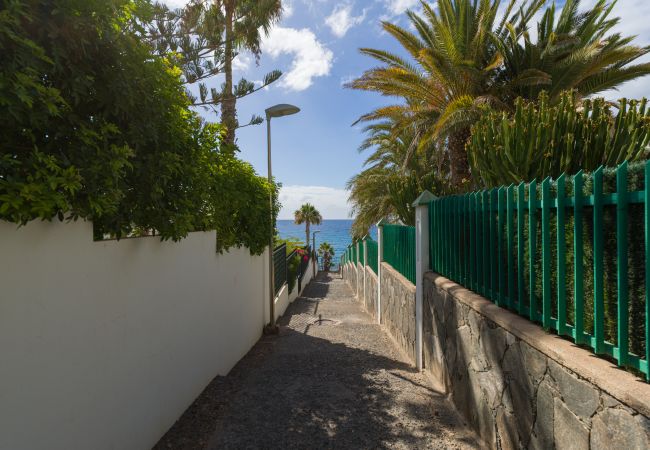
(161, 0, 650, 219)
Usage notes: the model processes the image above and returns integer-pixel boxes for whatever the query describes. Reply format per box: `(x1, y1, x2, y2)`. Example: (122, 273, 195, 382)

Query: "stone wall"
(363, 266, 378, 319)
(423, 272, 650, 450)
(380, 262, 416, 362)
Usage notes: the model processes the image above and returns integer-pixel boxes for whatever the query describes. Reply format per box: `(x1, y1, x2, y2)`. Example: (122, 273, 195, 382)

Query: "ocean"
(276, 219, 377, 270)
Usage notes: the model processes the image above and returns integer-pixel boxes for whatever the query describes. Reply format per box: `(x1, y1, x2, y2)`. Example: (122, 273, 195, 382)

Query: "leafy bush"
(0, 0, 276, 253)
(468, 92, 650, 188)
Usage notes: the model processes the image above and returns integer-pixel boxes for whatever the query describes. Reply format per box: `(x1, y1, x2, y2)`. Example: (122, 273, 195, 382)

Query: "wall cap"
(425, 271, 650, 418)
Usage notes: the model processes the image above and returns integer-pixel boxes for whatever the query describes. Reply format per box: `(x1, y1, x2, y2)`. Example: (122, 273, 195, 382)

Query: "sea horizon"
(277, 219, 377, 269)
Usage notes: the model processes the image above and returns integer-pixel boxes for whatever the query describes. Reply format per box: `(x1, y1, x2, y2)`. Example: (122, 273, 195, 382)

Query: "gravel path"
(155, 273, 479, 449)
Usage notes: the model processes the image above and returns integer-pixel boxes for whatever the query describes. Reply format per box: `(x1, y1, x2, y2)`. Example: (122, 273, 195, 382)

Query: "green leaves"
(1, 0, 278, 254)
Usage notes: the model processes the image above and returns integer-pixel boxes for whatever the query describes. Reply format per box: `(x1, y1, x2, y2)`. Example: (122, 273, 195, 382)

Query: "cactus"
(468, 91, 650, 187)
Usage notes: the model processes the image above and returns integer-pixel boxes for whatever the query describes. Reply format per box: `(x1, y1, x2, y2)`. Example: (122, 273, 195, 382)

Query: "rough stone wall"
(363, 266, 377, 319)
(380, 262, 416, 362)
(423, 272, 650, 450)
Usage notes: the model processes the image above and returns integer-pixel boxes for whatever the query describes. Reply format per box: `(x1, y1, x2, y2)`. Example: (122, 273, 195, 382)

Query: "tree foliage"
(348, 0, 650, 191)
(294, 203, 322, 250)
(318, 241, 335, 272)
(468, 92, 650, 187)
(0, 0, 277, 253)
(347, 115, 449, 238)
(147, 0, 283, 144)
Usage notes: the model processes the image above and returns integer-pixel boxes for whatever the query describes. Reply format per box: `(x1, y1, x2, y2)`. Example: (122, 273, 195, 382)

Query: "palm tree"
(294, 203, 322, 250)
(220, 0, 283, 144)
(348, 0, 650, 189)
(347, 0, 544, 188)
(318, 242, 335, 272)
(497, 0, 650, 103)
(347, 116, 448, 237)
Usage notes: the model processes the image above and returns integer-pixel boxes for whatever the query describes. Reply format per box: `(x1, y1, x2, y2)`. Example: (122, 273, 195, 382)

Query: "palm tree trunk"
(221, 0, 237, 146)
(305, 222, 310, 251)
(448, 128, 471, 190)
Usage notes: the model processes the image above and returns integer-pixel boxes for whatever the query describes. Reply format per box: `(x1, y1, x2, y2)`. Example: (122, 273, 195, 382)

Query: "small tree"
(318, 242, 335, 272)
(293, 203, 322, 250)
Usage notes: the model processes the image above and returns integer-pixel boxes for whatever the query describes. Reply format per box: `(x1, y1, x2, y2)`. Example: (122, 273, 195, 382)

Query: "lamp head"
(265, 103, 300, 119)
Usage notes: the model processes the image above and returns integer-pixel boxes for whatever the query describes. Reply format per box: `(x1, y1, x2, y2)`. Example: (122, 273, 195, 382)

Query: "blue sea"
(277, 220, 377, 270)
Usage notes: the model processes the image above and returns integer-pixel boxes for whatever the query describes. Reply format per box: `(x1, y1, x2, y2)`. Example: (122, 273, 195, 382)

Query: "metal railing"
(383, 224, 416, 284)
(366, 237, 378, 274)
(428, 161, 649, 380)
(273, 243, 287, 295)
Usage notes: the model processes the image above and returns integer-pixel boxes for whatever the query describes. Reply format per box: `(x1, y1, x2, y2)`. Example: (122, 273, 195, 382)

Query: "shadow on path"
(154, 273, 478, 449)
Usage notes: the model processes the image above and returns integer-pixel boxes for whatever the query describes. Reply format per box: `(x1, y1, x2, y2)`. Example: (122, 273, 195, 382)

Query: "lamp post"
(312, 230, 320, 278)
(265, 104, 300, 333)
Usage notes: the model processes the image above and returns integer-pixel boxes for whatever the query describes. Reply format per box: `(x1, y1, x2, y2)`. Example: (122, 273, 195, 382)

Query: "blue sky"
(162, 0, 650, 219)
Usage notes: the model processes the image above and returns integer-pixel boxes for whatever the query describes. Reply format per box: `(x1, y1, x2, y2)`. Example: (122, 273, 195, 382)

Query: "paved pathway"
(155, 273, 479, 449)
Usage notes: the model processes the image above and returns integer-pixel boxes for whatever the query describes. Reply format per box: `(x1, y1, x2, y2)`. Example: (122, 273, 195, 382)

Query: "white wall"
(273, 283, 290, 320)
(0, 220, 268, 450)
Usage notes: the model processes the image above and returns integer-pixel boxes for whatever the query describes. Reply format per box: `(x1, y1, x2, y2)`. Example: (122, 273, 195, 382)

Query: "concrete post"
(363, 238, 368, 306)
(377, 219, 387, 325)
(413, 191, 435, 371)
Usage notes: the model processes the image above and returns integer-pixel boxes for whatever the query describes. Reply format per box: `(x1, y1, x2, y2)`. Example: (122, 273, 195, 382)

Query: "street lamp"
(312, 230, 321, 278)
(265, 103, 300, 333)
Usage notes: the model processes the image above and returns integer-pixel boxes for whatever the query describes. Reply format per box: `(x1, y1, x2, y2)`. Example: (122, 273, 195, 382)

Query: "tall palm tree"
(347, 0, 544, 188)
(497, 0, 650, 103)
(220, 0, 283, 144)
(294, 203, 322, 249)
(347, 116, 449, 237)
(348, 0, 650, 189)
(318, 242, 335, 272)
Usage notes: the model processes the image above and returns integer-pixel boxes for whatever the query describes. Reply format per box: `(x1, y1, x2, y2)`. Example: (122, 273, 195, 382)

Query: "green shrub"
(0, 0, 277, 253)
(468, 91, 650, 188)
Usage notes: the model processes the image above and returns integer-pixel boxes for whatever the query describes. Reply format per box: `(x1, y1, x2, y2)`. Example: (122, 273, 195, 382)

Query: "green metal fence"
(366, 238, 378, 274)
(352, 242, 358, 264)
(359, 241, 365, 265)
(382, 224, 416, 284)
(428, 161, 649, 380)
(273, 243, 287, 295)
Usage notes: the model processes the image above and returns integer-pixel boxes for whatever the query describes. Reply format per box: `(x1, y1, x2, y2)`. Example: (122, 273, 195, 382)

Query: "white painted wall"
(0, 220, 269, 450)
(273, 283, 290, 320)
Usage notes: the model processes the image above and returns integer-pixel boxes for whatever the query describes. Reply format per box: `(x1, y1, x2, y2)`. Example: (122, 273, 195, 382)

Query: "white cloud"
(283, 0, 294, 18)
(384, 0, 419, 16)
(325, 3, 367, 38)
(262, 27, 334, 91)
(278, 186, 350, 219)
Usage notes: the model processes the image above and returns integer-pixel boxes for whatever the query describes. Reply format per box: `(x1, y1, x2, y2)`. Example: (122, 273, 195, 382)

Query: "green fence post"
(542, 177, 552, 329)
(507, 185, 515, 309)
(594, 166, 605, 354)
(498, 187, 506, 307)
(481, 190, 490, 298)
(557, 173, 567, 336)
(574, 171, 585, 345)
(469, 193, 475, 291)
(529, 180, 537, 321)
(616, 162, 629, 366)
(490, 189, 498, 303)
(645, 161, 650, 380)
(517, 182, 525, 315)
